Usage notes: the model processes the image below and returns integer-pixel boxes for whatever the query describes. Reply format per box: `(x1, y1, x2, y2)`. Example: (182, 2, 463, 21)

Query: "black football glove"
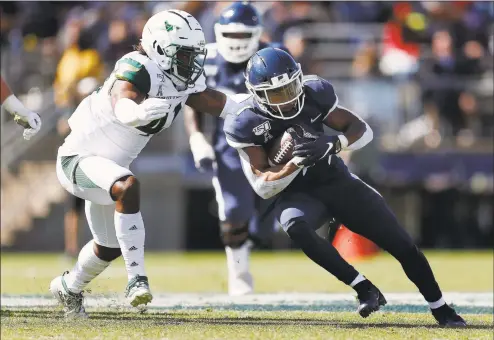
(292, 134, 342, 167)
(285, 124, 320, 142)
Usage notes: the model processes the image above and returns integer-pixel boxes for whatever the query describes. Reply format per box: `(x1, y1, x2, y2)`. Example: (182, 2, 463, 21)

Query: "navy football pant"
(276, 171, 442, 303)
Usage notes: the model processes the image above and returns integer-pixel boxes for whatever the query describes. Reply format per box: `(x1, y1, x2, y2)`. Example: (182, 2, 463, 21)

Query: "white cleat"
(228, 272, 254, 296)
(125, 275, 153, 309)
(49, 271, 88, 319)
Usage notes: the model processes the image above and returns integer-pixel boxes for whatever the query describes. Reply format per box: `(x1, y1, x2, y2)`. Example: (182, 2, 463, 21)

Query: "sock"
(225, 240, 252, 277)
(114, 211, 146, 280)
(429, 297, 446, 309)
(64, 240, 110, 294)
(350, 273, 366, 287)
(352, 279, 374, 297)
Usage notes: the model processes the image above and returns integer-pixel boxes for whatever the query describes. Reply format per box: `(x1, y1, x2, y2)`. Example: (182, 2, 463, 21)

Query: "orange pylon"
(332, 225, 379, 261)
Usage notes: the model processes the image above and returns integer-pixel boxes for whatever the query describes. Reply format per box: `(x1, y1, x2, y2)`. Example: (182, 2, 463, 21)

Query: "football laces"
(274, 140, 293, 164)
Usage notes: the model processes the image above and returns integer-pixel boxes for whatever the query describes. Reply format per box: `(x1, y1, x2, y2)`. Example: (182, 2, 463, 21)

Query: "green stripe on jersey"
(115, 58, 151, 94)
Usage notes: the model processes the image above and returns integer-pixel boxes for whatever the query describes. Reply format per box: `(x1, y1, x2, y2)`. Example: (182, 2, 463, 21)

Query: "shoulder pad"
(224, 105, 264, 149)
(115, 56, 151, 94)
(303, 75, 339, 117)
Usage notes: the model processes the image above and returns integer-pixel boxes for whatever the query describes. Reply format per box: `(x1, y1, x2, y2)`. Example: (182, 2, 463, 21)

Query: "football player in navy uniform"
(223, 47, 466, 327)
(185, 2, 290, 296)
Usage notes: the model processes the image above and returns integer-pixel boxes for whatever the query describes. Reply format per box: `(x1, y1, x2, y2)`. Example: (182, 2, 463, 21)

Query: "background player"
(49, 9, 244, 318)
(0, 75, 42, 140)
(184, 2, 289, 296)
(223, 47, 466, 327)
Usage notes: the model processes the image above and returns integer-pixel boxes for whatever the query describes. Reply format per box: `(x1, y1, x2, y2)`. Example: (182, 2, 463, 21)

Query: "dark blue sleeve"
(224, 109, 263, 149)
(304, 76, 339, 119)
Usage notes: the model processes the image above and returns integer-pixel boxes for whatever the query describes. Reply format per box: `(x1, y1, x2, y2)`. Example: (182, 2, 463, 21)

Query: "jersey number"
(136, 102, 183, 136)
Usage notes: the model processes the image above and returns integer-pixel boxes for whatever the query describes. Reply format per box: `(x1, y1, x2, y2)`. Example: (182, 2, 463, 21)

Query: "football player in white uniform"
(49, 10, 243, 318)
(1, 75, 42, 140)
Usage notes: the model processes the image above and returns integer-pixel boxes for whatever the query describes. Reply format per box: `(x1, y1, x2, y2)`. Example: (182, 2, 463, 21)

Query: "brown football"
(267, 131, 295, 166)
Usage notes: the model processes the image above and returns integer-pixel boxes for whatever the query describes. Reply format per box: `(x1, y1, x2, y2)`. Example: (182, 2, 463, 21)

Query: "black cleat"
(355, 281, 387, 318)
(431, 304, 467, 327)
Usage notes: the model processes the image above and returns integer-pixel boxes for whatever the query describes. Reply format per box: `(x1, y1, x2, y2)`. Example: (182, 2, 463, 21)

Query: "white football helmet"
(141, 10, 207, 90)
(214, 2, 263, 64)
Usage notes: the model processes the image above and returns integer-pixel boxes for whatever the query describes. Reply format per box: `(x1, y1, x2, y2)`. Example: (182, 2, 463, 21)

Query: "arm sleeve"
(237, 149, 302, 199)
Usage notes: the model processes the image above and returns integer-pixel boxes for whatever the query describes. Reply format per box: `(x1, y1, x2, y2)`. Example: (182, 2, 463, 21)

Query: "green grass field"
(1, 251, 493, 339)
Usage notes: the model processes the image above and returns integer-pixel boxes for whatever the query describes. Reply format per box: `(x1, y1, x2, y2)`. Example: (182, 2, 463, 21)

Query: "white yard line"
(1, 292, 492, 310)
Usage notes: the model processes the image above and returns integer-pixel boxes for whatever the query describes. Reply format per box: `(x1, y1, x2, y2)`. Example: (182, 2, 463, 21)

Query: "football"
(267, 124, 321, 166)
(267, 131, 295, 166)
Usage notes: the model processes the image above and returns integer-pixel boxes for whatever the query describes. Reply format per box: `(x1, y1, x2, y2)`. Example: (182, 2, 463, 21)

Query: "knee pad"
(220, 222, 249, 248)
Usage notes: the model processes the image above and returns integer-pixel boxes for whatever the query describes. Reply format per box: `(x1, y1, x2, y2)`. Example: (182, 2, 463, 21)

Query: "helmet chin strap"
(170, 74, 188, 91)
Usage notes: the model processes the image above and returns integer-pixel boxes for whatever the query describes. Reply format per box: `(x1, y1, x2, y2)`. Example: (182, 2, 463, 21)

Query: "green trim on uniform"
(115, 58, 151, 94)
(60, 155, 101, 189)
(61, 155, 78, 182)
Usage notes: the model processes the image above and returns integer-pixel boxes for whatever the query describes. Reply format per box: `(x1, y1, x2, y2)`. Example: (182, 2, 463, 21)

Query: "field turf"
(1, 251, 493, 339)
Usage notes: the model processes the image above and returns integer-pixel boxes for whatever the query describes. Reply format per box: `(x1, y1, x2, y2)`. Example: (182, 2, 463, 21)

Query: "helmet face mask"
(251, 70, 305, 119)
(165, 44, 207, 89)
(141, 10, 207, 90)
(215, 3, 263, 64)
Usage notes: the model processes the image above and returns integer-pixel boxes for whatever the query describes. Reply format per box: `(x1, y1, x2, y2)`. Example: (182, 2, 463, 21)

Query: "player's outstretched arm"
(237, 146, 302, 199)
(183, 105, 203, 136)
(183, 105, 215, 172)
(186, 87, 241, 119)
(1, 75, 42, 140)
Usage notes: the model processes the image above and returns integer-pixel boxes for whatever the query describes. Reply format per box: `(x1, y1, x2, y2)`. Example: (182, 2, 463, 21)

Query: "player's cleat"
(125, 275, 153, 308)
(356, 282, 387, 318)
(431, 304, 467, 327)
(49, 271, 88, 319)
(228, 272, 254, 296)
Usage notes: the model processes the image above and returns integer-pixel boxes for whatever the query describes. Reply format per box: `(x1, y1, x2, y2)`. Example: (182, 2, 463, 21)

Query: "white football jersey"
(59, 51, 206, 168)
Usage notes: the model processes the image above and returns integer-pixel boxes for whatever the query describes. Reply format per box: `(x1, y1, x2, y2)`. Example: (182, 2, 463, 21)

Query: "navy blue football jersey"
(224, 75, 347, 190)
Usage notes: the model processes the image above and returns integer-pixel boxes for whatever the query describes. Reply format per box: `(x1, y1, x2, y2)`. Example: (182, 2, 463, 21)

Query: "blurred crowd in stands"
(1, 1, 492, 249)
(1, 1, 492, 145)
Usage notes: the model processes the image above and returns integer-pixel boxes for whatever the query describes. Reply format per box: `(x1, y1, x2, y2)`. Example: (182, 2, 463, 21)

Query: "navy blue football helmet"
(215, 2, 263, 64)
(245, 47, 304, 120)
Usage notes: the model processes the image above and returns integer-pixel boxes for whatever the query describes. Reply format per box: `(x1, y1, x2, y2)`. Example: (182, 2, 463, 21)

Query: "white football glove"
(18, 112, 42, 140)
(3, 94, 42, 140)
(189, 132, 216, 172)
(114, 97, 172, 127)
